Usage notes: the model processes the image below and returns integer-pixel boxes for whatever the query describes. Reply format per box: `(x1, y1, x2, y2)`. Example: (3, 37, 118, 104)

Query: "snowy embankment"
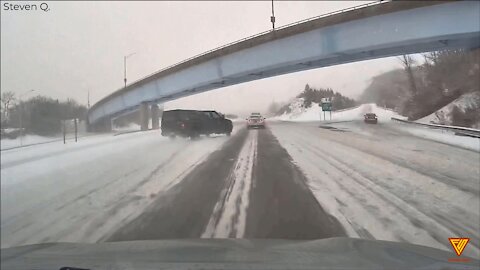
(112, 123, 142, 133)
(417, 91, 480, 128)
(273, 99, 405, 122)
(1, 135, 62, 150)
(273, 99, 479, 151)
(1, 131, 102, 151)
(1, 128, 236, 248)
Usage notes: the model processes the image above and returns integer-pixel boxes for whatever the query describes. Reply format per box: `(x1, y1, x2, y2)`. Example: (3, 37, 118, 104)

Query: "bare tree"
(398, 55, 418, 95)
(1, 91, 16, 124)
(422, 51, 439, 66)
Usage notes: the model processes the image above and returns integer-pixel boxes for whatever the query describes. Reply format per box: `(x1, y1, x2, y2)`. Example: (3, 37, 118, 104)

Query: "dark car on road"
(161, 110, 233, 138)
(364, 113, 378, 124)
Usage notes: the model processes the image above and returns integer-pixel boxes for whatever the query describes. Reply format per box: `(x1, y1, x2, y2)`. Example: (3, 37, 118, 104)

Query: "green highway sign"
(322, 102, 332, 111)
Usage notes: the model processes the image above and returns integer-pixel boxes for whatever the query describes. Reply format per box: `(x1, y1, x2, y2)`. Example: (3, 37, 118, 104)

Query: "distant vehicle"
(364, 113, 378, 124)
(161, 110, 233, 138)
(247, 113, 266, 129)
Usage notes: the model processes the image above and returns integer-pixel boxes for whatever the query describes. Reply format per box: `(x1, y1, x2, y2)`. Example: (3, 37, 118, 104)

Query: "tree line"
(1, 92, 87, 136)
(275, 84, 356, 115)
(361, 49, 480, 126)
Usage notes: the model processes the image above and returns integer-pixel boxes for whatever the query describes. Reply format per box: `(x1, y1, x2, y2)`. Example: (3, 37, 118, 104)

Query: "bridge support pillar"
(140, 102, 149, 131)
(151, 104, 160, 130)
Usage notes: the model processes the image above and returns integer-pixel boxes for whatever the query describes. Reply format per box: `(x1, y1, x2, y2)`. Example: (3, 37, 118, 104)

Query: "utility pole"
(63, 120, 66, 144)
(271, 0, 275, 30)
(87, 90, 90, 109)
(74, 118, 78, 142)
(124, 56, 127, 88)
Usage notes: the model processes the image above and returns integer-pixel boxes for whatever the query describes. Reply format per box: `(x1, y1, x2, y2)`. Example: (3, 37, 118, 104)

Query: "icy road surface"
(1, 121, 479, 258)
(270, 121, 480, 258)
(1, 129, 238, 248)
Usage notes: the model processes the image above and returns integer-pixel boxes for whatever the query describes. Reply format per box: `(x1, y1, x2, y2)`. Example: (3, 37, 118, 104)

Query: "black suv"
(161, 110, 233, 138)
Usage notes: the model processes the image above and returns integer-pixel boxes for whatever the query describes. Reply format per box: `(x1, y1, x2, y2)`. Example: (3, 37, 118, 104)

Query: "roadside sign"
(320, 98, 332, 120)
(321, 102, 332, 111)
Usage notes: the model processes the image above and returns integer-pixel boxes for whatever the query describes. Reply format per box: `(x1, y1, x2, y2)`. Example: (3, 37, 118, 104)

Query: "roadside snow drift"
(1, 135, 67, 150)
(417, 92, 480, 128)
(274, 100, 405, 122)
(273, 100, 479, 151)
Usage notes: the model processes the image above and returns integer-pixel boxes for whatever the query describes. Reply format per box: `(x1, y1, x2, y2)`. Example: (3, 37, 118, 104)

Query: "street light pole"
(124, 52, 136, 88)
(124, 56, 127, 88)
(271, 0, 275, 30)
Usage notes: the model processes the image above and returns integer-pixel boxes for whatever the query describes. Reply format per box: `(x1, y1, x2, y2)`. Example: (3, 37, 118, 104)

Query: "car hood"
(1, 237, 478, 270)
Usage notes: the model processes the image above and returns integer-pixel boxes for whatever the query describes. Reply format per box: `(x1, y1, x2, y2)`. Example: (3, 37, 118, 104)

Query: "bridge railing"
(391, 117, 480, 138)
(128, 0, 389, 88)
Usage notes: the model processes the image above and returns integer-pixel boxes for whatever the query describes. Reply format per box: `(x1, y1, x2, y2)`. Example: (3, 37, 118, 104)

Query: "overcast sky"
(1, 1, 403, 115)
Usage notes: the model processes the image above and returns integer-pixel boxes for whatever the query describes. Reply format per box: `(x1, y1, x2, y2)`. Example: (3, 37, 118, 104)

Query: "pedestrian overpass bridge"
(87, 0, 480, 130)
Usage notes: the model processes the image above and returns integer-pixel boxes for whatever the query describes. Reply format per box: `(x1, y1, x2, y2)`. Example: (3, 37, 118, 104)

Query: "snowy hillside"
(417, 92, 480, 128)
(274, 98, 406, 122)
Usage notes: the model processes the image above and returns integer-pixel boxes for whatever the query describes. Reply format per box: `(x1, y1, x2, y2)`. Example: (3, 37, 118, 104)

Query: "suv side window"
(203, 112, 213, 119)
(211, 112, 221, 119)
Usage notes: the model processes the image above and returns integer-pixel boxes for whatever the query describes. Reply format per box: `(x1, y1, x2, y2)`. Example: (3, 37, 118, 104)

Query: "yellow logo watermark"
(448, 238, 470, 262)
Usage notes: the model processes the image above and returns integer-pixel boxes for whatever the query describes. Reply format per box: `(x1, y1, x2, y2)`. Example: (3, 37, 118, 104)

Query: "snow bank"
(1, 135, 61, 150)
(417, 92, 480, 127)
(392, 124, 480, 152)
(113, 122, 141, 132)
(274, 99, 406, 122)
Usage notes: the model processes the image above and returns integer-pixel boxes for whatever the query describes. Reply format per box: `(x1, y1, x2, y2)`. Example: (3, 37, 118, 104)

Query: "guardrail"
(391, 117, 480, 138)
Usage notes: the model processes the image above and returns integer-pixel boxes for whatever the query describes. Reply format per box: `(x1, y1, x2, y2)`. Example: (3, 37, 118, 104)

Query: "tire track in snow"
(244, 128, 346, 239)
(292, 128, 480, 255)
(106, 129, 248, 241)
(270, 124, 480, 257)
(201, 131, 257, 238)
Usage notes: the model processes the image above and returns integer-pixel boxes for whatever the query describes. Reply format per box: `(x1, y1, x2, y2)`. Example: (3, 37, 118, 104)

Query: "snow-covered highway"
(1, 116, 479, 258)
